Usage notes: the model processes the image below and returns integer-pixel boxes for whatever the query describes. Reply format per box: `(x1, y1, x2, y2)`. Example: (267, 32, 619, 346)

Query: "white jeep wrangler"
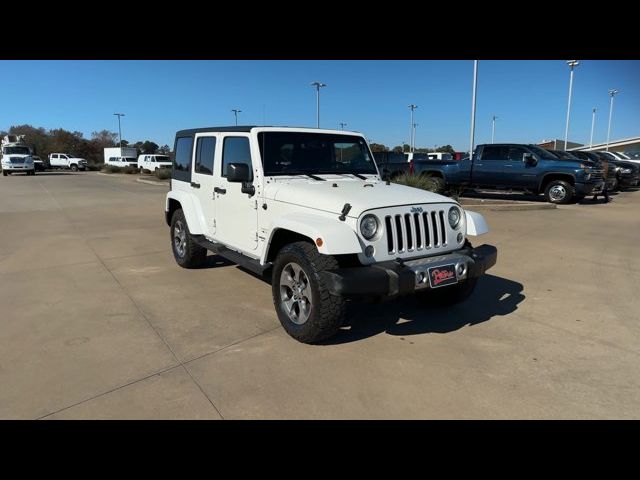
(165, 127, 497, 343)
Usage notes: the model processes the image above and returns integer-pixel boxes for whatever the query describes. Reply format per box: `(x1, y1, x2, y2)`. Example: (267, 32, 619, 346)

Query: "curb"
(136, 177, 170, 187)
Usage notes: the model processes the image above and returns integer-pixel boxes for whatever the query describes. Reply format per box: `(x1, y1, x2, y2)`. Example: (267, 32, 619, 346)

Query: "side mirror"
(226, 162, 251, 182)
(523, 153, 536, 165)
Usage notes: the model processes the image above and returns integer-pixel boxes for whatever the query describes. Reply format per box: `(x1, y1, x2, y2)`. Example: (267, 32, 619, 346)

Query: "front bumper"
(2, 165, 34, 171)
(575, 180, 604, 195)
(322, 244, 497, 298)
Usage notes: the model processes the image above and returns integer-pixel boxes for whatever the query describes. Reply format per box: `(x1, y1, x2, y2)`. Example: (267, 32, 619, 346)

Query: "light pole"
(606, 89, 619, 151)
(310, 81, 327, 128)
(408, 104, 418, 152)
(469, 60, 478, 160)
(113, 113, 125, 148)
(412, 123, 418, 151)
(564, 60, 579, 150)
(339, 122, 347, 130)
(491, 115, 498, 144)
(589, 107, 597, 149)
(231, 109, 242, 126)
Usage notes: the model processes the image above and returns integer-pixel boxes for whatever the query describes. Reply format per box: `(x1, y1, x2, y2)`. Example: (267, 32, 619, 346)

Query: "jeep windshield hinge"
(339, 203, 351, 221)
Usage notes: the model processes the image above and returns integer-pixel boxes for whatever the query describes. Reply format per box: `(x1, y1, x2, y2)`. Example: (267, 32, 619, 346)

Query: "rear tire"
(272, 241, 346, 344)
(544, 179, 574, 204)
(428, 175, 446, 194)
(170, 209, 207, 268)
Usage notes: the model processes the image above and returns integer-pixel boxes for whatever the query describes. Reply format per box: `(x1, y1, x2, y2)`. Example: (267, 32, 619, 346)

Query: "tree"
(8, 125, 48, 156)
(141, 141, 159, 154)
(436, 144, 455, 155)
(157, 144, 171, 154)
(91, 130, 118, 148)
(369, 143, 388, 153)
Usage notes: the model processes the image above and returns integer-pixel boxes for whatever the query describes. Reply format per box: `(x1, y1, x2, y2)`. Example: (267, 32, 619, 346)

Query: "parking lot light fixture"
(232, 109, 242, 126)
(408, 104, 418, 152)
(606, 89, 619, 151)
(491, 115, 498, 144)
(564, 60, 579, 151)
(412, 123, 418, 151)
(113, 113, 125, 149)
(339, 122, 347, 130)
(469, 61, 478, 160)
(310, 82, 327, 128)
(590, 107, 597, 149)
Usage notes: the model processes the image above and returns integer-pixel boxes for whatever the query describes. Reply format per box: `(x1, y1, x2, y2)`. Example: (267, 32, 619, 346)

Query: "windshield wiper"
(283, 171, 326, 181)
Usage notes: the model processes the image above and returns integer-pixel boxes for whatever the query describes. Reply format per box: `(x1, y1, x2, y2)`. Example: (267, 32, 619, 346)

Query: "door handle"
(214, 187, 226, 194)
(190, 182, 200, 189)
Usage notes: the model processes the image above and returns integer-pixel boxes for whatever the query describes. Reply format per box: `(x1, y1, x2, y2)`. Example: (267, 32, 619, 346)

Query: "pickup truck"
(376, 143, 605, 204)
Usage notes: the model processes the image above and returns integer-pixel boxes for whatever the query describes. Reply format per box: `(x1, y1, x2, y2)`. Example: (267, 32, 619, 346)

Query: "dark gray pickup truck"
(375, 144, 605, 204)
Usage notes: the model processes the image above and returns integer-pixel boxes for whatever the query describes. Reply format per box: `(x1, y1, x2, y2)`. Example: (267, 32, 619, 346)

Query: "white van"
(138, 154, 172, 172)
(106, 156, 138, 168)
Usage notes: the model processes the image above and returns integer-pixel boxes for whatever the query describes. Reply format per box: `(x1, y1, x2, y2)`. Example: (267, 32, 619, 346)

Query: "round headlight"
(360, 214, 379, 240)
(448, 206, 461, 229)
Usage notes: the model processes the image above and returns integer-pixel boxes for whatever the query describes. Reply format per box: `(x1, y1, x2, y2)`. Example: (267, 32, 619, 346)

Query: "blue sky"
(1, 60, 638, 150)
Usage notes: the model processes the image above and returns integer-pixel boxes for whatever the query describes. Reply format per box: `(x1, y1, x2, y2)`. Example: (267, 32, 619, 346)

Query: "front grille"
(385, 210, 447, 254)
(591, 168, 604, 180)
(10, 158, 24, 164)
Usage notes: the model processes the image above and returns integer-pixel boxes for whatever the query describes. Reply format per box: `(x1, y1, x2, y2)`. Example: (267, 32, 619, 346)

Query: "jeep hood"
(265, 178, 456, 218)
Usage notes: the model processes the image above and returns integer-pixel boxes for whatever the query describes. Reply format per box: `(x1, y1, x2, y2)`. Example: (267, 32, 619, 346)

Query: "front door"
(506, 145, 538, 188)
(213, 134, 258, 254)
(191, 133, 218, 237)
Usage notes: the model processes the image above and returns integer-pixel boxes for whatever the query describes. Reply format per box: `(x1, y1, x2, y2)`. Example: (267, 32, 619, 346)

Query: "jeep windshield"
(3, 146, 30, 155)
(258, 132, 378, 177)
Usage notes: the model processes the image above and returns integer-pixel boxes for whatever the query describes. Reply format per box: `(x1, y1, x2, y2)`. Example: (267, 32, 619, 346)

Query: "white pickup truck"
(165, 126, 497, 343)
(49, 153, 88, 171)
(138, 154, 172, 172)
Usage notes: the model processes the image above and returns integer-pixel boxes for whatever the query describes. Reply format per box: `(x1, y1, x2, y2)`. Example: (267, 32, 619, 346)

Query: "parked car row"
(374, 144, 640, 204)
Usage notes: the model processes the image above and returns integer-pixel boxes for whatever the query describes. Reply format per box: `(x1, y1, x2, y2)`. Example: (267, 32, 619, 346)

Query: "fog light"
(417, 272, 426, 283)
(365, 245, 375, 257)
(457, 264, 466, 276)
(457, 232, 463, 243)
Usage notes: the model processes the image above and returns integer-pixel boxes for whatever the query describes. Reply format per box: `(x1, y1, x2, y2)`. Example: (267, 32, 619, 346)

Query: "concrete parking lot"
(1, 171, 639, 419)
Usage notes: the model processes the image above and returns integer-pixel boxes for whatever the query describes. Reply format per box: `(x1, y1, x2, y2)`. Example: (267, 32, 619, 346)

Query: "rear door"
(191, 133, 219, 237)
(212, 134, 259, 254)
(471, 145, 510, 187)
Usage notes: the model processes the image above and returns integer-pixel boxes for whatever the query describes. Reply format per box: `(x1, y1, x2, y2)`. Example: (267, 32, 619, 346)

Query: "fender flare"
(165, 190, 206, 234)
(263, 212, 362, 262)
(464, 210, 489, 236)
(538, 172, 576, 192)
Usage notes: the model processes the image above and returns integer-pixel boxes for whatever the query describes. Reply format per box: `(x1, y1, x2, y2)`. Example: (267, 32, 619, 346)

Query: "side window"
(109, 157, 116, 162)
(173, 137, 194, 172)
(195, 137, 216, 175)
(508, 146, 528, 162)
(481, 146, 508, 160)
(222, 137, 252, 179)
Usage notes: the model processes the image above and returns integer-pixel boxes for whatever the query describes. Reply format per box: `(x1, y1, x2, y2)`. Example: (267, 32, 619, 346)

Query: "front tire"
(272, 241, 346, 344)
(544, 179, 574, 204)
(170, 209, 206, 268)
(70, 164, 78, 172)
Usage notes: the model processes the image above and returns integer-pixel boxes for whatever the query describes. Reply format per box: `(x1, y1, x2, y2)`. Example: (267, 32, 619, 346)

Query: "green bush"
(391, 172, 438, 192)
(100, 165, 138, 174)
(154, 168, 171, 180)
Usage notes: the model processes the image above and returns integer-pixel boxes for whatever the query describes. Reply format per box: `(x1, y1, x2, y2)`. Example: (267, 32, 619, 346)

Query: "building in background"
(537, 139, 584, 150)
(568, 136, 640, 154)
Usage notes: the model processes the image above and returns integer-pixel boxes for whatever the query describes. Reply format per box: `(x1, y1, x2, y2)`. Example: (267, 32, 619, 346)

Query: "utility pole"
(113, 113, 125, 149)
(412, 123, 418, 151)
(231, 109, 241, 126)
(589, 108, 596, 149)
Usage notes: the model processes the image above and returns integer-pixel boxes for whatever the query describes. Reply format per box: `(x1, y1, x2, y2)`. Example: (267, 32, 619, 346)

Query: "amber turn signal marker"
(316, 238, 323, 247)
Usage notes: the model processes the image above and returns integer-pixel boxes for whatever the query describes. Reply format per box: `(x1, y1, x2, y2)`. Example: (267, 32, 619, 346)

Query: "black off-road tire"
(70, 164, 79, 172)
(544, 179, 575, 204)
(272, 241, 346, 344)
(170, 209, 207, 268)
(416, 277, 478, 307)
(2, 171, 7, 176)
